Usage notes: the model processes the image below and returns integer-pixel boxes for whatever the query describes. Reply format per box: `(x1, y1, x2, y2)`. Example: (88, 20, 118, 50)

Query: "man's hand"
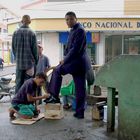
(50, 66, 56, 69)
(42, 93, 50, 99)
(45, 66, 56, 73)
(59, 60, 64, 65)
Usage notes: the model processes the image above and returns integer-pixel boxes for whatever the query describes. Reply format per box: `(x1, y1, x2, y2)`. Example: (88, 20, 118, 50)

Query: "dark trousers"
(15, 69, 33, 93)
(0, 64, 3, 70)
(48, 64, 86, 115)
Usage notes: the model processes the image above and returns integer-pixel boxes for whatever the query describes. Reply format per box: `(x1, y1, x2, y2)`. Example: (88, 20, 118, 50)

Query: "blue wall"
(59, 32, 92, 44)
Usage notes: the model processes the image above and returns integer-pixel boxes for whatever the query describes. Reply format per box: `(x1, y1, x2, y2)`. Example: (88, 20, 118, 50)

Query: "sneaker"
(63, 104, 72, 110)
(73, 113, 84, 119)
(44, 95, 60, 104)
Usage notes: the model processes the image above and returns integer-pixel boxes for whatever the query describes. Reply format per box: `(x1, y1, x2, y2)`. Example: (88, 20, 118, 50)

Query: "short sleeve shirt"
(36, 55, 50, 73)
(12, 78, 37, 105)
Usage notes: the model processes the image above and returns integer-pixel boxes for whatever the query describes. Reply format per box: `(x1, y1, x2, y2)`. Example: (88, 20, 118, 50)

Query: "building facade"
(7, 0, 140, 66)
(0, 4, 19, 64)
(8, 17, 140, 66)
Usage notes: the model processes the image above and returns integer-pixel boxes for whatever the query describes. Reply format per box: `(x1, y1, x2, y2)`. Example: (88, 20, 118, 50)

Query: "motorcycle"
(0, 74, 15, 100)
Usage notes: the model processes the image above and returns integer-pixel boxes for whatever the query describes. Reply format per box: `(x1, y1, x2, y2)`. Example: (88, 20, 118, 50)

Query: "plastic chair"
(60, 80, 75, 96)
(60, 80, 90, 96)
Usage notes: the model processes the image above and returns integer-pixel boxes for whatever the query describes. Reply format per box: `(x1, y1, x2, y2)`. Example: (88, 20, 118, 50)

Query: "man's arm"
(44, 56, 51, 73)
(12, 32, 16, 57)
(64, 28, 86, 64)
(27, 93, 49, 102)
(31, 33, 39, 65)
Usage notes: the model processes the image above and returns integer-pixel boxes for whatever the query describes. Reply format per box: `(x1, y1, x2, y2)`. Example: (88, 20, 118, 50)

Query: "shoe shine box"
(92, 101, 106, 120)
(44, 103, 64, 119)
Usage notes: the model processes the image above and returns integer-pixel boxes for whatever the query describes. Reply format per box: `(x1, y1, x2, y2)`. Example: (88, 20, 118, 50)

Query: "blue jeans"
(63, 95, 74, 106)
(0, 64, 3, 70)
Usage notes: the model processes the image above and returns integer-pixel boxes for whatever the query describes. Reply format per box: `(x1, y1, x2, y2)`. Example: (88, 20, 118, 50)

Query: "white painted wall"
(96, 33, 105, 65)
(41, 32, 61, 66)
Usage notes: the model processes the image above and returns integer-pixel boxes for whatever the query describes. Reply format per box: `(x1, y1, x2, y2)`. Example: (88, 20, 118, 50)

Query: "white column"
(96, 33, 105, 65)
(42, 32, 60, 66)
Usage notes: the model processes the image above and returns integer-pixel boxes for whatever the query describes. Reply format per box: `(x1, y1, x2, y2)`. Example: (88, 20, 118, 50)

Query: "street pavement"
(0, 96, 117, 140)
(0, 65, 118, 140)
(0, 65, 16, 77)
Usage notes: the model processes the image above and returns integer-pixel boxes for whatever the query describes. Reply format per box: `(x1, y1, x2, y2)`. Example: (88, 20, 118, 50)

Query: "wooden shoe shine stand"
(44, 103, 64, 119)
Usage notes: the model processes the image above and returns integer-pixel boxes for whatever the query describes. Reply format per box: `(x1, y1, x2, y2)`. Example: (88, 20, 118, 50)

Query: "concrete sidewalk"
(3, 63, 16, 67)
(0, 97, 117, 140)
(0, 64, 16, 77)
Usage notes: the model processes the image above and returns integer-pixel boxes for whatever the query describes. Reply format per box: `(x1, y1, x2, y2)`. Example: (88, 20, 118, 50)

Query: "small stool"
(92, 101, 106, 120)
(44, 103, 64, 119)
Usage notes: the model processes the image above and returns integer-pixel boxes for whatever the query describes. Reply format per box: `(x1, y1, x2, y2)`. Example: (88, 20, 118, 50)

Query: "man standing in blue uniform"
(45, 11, 91, 119)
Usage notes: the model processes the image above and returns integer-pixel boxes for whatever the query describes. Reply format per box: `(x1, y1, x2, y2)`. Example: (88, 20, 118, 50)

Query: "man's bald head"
(21, 15, 31, 25)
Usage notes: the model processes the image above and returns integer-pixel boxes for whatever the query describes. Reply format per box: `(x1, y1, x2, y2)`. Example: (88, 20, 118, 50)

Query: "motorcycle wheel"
(0, 85, 4, 100)
(0, 95, 4, 100)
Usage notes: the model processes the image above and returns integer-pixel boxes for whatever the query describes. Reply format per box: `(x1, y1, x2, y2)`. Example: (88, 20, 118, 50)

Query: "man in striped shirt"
(12, 15, 38, 93)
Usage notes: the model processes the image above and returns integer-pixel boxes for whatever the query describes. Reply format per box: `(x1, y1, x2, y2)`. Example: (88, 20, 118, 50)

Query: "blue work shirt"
(64, 23, 91, 74)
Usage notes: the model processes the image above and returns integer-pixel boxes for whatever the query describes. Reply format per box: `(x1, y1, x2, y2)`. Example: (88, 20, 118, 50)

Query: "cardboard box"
(44, 103, 64, 119)
(92, 101, 106, 120)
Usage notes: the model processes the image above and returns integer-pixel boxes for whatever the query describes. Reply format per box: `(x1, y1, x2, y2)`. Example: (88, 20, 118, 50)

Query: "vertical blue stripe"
(59, 32, 69, 44)
(86, 32, 92, 43)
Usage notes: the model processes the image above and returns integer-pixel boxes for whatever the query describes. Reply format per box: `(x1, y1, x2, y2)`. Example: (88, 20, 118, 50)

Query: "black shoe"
(63, 104, 72, 110)
(44, 95, 60, 104)
(73, 113, 84, 119)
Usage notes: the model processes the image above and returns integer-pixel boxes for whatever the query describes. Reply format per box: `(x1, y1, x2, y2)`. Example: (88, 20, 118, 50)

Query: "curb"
(3, 64, 16, 68)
